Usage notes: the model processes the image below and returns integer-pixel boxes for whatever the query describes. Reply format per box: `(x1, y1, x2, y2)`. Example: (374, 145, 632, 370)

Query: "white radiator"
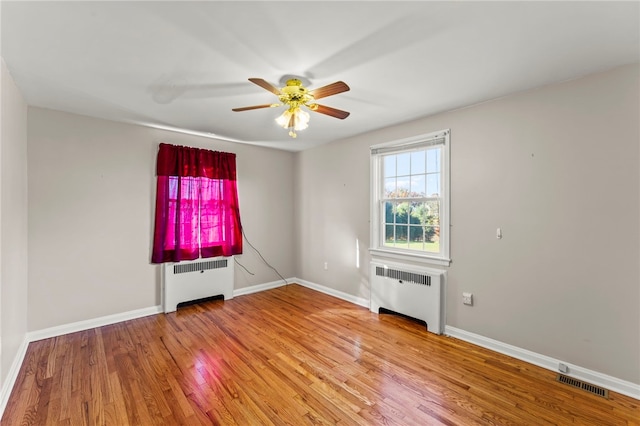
(370, 260, 445, 334)
(163, 257, 234, 313)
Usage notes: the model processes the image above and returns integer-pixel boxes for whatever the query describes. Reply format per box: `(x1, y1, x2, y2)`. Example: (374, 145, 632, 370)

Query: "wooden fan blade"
(248, 78, 281, 95)
(232, 104, 278, 112)
(313, 104, 350, 119)
(309, 81, 350, 100)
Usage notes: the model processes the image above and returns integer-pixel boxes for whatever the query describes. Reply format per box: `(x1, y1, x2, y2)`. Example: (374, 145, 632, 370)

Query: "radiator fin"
(375, 266, 431, 286)
(173, 259, 228, 275)
(556, 374, 609, 398)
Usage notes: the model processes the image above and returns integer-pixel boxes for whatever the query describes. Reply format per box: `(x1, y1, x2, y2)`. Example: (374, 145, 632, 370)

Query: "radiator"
(163, 257, 234, 313)
(370, 260, 445, 334)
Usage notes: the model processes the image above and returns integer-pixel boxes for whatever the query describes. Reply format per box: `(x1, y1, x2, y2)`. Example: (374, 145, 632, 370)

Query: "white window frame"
(369, 129, 451, 266)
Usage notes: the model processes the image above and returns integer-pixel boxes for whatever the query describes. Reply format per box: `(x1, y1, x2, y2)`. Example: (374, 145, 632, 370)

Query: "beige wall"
(295, 64, 640, 384)
(27, 108, 295, 331)
(0, 58, 28, 385)
(21, 63, 640, 386)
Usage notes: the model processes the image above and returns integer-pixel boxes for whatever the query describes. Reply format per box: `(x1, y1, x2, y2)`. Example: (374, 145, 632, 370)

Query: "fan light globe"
(275, 110, 292, 128)
(276, 107, 310, 138)
(294, 109, 310, 130)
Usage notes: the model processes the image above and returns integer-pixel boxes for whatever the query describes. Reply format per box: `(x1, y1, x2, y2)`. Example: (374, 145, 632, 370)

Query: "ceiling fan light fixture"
(234, 77, 350, 139)
(275, 107, 310, 138)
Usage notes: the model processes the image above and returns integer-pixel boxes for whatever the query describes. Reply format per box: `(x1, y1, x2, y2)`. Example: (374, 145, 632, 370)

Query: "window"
(152, 143, 243, 263)
(370, 130, 450, 265)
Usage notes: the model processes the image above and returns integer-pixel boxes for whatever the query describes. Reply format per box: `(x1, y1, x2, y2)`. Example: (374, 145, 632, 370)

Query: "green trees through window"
(381, 146, 442, 253)
(384, 197, 440, 252)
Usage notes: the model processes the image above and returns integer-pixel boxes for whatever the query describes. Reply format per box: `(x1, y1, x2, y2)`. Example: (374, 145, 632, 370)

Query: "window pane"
(384, 225, 395, 246)
(384, 201, 395, 223)
(384, 177, 396, 197)
(408, 203, 421, 225)
(410, 174, 426, 196)
(383, 155, 396, 177)
(427, 148, 440, 173)
(409, 226, 424, 243)
(395, 225, 408, 243)
(396, 202, 410, 224)
(396, 177, 410, 196)
(411, 151, 425, 174)
(424, 226, 440, 253)
(397, 153, 410, 176)
(425, 225, 438, 243)
(426, 173, 440, 196)
(428, 211, 440, 226)
(432, 226, 440, 242)
(409, 201, 430, 225)
(427, 200, 440, 223)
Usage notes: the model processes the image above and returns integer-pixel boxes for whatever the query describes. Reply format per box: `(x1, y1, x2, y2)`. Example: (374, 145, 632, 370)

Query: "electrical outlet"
(462, 292, 473, 306)
(323, 262, 328, 270)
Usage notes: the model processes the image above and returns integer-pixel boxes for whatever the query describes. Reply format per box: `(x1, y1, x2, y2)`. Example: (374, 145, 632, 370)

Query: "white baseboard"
(232, 278, 289, 297)
(232, 278, 371, 310)
(0, 336, 29, 417)
(445, 326, 640, 400)
(29, 278, 296, 344)
(28, 305, 163, 343)
(293, 278, 370, 308)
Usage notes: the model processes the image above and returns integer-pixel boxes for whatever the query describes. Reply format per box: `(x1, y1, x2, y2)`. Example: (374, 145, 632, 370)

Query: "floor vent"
(556, 374, 609, 399)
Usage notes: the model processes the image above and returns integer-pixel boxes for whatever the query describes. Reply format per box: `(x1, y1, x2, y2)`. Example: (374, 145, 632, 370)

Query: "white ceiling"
(2, 1, 639, 152)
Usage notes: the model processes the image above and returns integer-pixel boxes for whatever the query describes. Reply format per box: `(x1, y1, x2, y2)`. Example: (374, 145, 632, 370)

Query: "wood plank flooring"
(2, 284, 638, 425)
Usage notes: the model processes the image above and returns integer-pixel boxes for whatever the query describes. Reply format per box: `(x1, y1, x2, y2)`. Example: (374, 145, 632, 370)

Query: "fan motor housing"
(280, 80, 313, 105)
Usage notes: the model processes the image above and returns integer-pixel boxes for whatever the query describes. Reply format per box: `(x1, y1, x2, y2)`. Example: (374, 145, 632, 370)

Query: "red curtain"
(152, 143, 243, 263)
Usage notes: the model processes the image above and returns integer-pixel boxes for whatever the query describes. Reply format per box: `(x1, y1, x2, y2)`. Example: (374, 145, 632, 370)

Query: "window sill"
(369, 248, 451, 267)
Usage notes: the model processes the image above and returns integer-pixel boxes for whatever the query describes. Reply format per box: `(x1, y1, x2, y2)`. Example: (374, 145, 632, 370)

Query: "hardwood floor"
(2, 284, 638, 425)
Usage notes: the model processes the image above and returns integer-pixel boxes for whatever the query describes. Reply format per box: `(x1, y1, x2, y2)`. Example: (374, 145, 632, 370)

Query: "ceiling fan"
(232, 77, 350, 138)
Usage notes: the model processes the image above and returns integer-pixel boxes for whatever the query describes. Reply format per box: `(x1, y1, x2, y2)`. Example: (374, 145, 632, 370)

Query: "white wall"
(295, 64, 640, 385)
(27, 108, 295, 331)
(0, 58, 28, 386)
